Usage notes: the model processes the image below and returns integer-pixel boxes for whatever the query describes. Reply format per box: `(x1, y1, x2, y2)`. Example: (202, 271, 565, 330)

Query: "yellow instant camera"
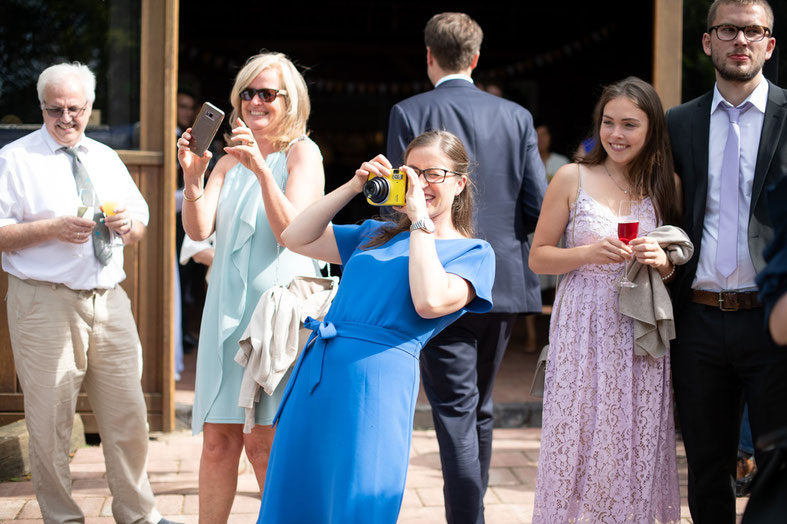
(363, 169, 407, 206)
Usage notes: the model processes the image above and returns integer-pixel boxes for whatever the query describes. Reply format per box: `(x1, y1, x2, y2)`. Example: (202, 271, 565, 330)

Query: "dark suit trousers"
(671, 302, 787, 524)
(420, 312, 517, 524)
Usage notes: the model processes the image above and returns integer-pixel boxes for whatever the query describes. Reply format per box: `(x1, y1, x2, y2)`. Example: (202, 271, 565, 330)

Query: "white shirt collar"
(711, 77, 769, 115)
(435, 74, 474, 88)
(40, 124, 88, 155)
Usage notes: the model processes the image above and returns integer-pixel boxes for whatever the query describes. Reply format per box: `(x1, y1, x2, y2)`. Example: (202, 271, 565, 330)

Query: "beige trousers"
(6, 275, 162, 524)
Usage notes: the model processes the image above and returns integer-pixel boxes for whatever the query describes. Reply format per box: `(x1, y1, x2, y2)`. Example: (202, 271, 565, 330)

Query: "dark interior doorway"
(179, 3, 654, 225)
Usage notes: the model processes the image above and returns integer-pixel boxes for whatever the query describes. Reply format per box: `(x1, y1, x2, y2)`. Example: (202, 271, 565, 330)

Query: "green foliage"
(682, 0, 787, 102)
(682, 0, 717, 101)
(0, 0, 140, 128)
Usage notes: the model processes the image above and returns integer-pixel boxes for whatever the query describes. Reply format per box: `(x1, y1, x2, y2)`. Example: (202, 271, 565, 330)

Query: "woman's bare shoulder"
(550, 163, 582, 197)
(208, 153, 239, 180)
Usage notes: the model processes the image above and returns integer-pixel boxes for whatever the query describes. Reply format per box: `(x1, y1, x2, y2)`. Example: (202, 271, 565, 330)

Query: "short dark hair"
(707, 0, 774, 31)
(424, 13, 483, 72)
(177, 86, 198, 101)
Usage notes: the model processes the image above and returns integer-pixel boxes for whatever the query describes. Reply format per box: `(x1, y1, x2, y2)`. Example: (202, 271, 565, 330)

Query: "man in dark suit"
(387, 12, 546, 524)
(666, 1, 787, 522)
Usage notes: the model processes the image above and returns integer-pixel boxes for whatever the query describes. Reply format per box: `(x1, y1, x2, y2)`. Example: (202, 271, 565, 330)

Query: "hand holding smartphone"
(188, 102, 225, 157)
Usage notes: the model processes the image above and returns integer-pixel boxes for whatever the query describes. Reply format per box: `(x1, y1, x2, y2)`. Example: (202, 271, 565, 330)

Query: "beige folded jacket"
(619, 225, 694, 358)
(235, 287, 301, 433)
(235, 275, 338, 433)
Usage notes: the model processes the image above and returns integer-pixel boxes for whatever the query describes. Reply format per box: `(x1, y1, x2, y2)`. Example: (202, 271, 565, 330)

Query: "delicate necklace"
(603, 163, 630, 195)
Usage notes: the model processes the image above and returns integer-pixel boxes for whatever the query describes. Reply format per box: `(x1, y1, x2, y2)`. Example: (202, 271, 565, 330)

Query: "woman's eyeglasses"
(405, 166, 463, 184)
(42, 104, 88, 118)
(240, 87, 287, 103)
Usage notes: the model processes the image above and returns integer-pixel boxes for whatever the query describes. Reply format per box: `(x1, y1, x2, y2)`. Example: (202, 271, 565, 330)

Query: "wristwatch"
(409, 217, 435, 234)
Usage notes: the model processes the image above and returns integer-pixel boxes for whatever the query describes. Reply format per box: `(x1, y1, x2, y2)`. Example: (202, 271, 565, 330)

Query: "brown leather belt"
(691, 289, 761, 311)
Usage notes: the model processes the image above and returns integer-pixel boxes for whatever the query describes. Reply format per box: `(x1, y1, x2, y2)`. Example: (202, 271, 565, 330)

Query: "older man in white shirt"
(0, 62, 177, 524)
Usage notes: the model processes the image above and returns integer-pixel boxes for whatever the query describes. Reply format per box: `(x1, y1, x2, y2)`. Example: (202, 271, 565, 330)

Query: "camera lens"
(207, 112, 214, 118)
(363, 177, 390, 204)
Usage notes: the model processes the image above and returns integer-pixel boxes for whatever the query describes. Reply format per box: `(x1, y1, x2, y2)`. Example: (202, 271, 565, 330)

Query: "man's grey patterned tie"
(61, 147, 112, 265)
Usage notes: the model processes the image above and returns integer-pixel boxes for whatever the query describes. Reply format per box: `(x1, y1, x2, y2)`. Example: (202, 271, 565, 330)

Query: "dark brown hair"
(363, 130, 475, 249)
(579, 76, 681, 226)
(424, 13, 483, 73)
(707, 0, 774, 31)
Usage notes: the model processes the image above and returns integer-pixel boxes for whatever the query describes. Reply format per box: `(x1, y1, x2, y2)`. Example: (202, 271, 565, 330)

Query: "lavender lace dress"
(532, 184, 680, 523)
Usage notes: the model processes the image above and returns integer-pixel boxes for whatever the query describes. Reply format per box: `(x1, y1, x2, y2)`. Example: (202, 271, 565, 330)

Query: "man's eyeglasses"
(405, 166, 463, 184)
(239, 87, 287, 103)
(709, 24, 771, 42)
(42, 104, 88, 118)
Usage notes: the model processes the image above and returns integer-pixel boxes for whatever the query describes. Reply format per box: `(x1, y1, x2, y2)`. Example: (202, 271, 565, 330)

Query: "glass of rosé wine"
(617, 200, 639, 288)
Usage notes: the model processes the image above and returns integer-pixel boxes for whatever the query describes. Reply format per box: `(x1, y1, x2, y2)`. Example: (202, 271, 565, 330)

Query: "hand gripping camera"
(363, 169, 407, 206)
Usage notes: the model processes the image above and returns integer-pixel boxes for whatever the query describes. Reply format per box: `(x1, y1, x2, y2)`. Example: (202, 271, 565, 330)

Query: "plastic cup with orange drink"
(101, 200, 125, 245)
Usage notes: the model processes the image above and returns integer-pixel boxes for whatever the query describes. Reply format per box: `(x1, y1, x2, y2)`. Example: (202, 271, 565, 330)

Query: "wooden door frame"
(653, 0, 683, 110)
(124, 0, 178, 432)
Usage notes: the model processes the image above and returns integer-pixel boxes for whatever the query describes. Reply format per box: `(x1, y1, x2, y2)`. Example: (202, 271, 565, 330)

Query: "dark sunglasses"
(239, 87, 287, 103)
(42, 103, 88, 118)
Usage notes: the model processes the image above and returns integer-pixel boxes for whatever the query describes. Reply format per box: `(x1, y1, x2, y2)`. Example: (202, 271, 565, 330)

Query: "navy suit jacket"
(387, 79, 547, 314)
(666, 80, 787, 313)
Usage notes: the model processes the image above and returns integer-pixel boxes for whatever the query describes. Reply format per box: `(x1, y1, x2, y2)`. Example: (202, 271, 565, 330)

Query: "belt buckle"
(718, 290, 739, 312)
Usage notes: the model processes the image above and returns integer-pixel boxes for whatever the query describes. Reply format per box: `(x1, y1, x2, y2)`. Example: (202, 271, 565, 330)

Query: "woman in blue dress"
(257, 130, 495, 523)
(177, 53, 324, 522)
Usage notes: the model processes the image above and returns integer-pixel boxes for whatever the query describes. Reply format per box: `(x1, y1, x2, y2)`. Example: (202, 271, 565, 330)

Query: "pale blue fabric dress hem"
(191, 137, 321, 435)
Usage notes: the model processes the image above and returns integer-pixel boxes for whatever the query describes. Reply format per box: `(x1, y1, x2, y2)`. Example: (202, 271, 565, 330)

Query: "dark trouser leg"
(734, 313, 787, 498)
(671, 302, 787, 524)
(420, 312, 516, 524)
(475, 313, 516, 492)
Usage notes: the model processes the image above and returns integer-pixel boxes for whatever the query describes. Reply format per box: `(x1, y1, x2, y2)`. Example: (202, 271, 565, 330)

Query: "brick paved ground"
(0, 318, 750, 522)
(0, 426, 750, 523)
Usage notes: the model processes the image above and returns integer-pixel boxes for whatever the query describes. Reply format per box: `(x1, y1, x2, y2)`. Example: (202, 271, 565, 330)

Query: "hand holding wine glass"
(77, 189, 94, 220)
(71, 189, 96, 257)
(617, 200, 639, 288)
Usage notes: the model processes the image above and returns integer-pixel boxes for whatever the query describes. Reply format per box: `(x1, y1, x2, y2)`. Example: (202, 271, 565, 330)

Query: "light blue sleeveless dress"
(257, 219, 495, 523)
(191, 138, 321, 434)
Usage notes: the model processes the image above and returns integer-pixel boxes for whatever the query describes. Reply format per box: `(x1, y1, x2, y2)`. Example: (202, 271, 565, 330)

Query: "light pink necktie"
(716, 102, 752, 278)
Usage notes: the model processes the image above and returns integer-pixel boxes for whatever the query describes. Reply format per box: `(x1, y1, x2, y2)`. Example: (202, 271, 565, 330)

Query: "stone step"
(0, 415, 86, 481)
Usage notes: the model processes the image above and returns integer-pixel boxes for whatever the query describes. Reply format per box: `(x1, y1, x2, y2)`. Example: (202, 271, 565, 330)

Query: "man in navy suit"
(387, 12, 546, 524)
(666, 1, 787, 522)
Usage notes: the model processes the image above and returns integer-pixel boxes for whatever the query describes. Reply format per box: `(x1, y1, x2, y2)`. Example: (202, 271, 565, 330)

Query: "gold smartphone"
(188, 102, 225, 157)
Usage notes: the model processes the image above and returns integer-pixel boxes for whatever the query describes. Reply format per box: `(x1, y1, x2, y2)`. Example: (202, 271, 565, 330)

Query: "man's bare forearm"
(0, 220, 59, 252)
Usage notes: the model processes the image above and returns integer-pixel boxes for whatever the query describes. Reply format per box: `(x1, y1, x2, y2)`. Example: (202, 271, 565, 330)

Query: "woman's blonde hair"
(363, 130, 475, 249)
(228, 52, 310, 151)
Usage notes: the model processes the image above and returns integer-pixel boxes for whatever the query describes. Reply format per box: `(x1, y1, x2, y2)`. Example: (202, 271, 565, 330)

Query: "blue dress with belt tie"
(257, 219, 495, 523)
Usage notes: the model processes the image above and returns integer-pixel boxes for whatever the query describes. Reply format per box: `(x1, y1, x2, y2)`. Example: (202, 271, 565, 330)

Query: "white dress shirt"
(0, 126, 149, 290)
(435, 73, 474, 87)
(544, 153, 570, 181)
(693, 79, 769, 292)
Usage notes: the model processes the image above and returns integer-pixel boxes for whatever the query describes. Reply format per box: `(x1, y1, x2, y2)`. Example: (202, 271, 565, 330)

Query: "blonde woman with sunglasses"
(177, 52, 324, 523)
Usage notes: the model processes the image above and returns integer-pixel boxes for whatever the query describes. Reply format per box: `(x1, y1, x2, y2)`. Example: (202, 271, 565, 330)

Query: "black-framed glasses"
(405, 166, 463, 184)
(709, 24, 771, 42)
(42, 103, 88, 118)
(239, 87, 287, 103)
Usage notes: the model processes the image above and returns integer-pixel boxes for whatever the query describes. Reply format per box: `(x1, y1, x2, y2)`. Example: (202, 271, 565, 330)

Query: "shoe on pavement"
(735, 453, 757, 497)
(158, 519, 184, 524)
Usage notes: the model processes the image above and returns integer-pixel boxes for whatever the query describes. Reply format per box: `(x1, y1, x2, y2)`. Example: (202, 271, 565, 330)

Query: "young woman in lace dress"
(529, 77, 682, 523)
